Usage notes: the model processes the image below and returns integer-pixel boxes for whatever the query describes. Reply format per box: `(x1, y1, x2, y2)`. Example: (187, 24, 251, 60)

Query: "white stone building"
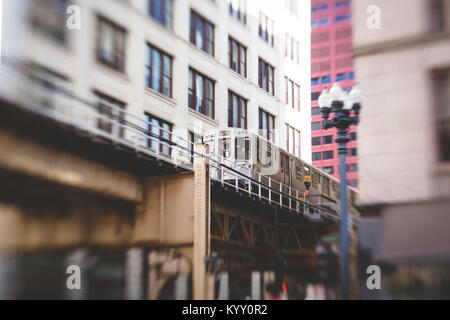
(1, 0, 312, 162)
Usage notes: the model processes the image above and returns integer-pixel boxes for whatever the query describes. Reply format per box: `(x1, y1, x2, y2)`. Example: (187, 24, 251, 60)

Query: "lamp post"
(318, 83, 363, 300)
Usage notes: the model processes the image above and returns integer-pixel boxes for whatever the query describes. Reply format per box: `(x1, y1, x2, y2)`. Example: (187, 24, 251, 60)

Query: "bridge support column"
(193, 143, 212, 300)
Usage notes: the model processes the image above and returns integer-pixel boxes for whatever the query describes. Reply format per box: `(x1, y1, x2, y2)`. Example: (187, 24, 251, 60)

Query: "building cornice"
(353, 30, 450, 57)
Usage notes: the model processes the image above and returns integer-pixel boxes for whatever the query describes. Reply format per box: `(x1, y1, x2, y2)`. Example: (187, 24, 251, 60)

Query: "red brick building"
(310, 0, 358, 187)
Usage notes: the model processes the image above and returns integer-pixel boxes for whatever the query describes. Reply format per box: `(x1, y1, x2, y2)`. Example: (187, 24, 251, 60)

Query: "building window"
(312, 137, 321, 146)
(311, 91, 320, 101)
(312, 107, 321, 116)
(350, 132, 357, 141)
(434, 69, 450, 162)
(323, 150, 334, 160)
(229, 38, 247, 78)
(311, 77, 320, 86)
(349, 148, 357, 156)
(145, 114, 172, 155)
(259, 109, 275, 142)
(190, 11, 215, 56)
(94, 91, 126, 138)
(312, 31, 330, 44)
(285, 0, 298, 16)
(285, 77, 300, 111)
(31, 0, 68, 44)
(312, 152, 322, 161)
(189, 131, 202, 163)
(286, 125, 301, 157)
(188, 68, 215, 118)
(259, 58, 275, 95)
(97, 17, 127, 73)
(323, 166, 334, 175)
(312, 4, 328, 12)
(285, 34, 299, 64)
(312, 122, 321, 131)
(229, 0, 246, 24)
(336, 14, 352, 23)
(228, 91, 247, 129)
(312, 18, 329, 28)
(312, 46, 331, 59)
(149, 0, 172, 29)
(336, 0, 350, 8)
(145, 44, 172, 97)
(259, 12, 274, 46)
(321, 75, 331, 84)
(430, 0, 450, 32)
(337, 73, 346, 82)
(347, 163, 358, 172)
(323, 135, 333, 144)
(312, 61, 332, 73)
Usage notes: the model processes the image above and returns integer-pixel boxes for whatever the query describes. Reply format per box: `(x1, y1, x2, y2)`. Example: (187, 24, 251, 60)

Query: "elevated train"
(203, 128, 359, 219)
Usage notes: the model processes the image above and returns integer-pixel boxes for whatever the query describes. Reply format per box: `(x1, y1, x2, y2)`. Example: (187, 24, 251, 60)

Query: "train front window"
(235, 137, 250, 161)
(219, 138, 231, 158)
(265, 144, 272, 166)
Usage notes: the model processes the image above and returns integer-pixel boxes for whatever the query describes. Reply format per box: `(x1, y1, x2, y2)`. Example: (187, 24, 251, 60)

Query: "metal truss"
(211, 205, 335, 255)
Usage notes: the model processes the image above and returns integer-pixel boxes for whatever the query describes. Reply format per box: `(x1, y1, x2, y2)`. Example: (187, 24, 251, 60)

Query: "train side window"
(235, 137, 250, 161)
(295, 164, 302, 180)
(312, 172, 318, 186)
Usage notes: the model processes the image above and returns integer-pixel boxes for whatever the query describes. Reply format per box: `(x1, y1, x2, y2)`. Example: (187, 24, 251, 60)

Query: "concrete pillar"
(175, 274, 189, 300)
(251, 271, 261, 300)
(193, 143, 211, 300)
(125, 247, 144, 300)
(217, 272, 229, 300)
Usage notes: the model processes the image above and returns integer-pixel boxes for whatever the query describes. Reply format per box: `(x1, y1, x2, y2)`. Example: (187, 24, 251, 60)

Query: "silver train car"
(203, 128, 359, 217)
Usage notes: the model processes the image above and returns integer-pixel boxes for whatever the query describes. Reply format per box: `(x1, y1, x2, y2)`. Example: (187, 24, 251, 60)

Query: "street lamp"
(318, 83, 363, 300)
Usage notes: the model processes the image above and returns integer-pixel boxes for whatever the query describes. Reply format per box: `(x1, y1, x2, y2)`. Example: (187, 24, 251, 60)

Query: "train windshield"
(235, 137, 250, 161)
(219, 138, 231, 158)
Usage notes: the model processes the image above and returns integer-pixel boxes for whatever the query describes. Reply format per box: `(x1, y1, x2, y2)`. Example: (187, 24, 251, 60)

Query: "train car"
(203, 128, 359, 218)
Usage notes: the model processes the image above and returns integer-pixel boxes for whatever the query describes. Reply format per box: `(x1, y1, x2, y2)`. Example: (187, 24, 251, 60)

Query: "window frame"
(30, 0, 68, 44)
(149, 0, 173, 29)
(96, 16, 127, 73)
(323, 150, 334, 160)
(145, 43, 173, 98)
(229, 37, 247, 78)
(259, 12, 274, 46)
(286, 124, 301, 157)
(229, 0, 247, 24)
(285, 34, 299, 64)
(145, 113, 173, 156)
(228, 91, 247, 129)
(312, 121, 321, 131)
(259, 108, 275, 142)
(190, 11, 215, 56)
(259, 58, 275, 95)
(188, 68, 215, 119)
(93, 90, 126, 138)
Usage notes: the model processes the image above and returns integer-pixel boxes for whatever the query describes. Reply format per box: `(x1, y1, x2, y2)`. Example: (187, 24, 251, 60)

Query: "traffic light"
(304, 175, 311, 190)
